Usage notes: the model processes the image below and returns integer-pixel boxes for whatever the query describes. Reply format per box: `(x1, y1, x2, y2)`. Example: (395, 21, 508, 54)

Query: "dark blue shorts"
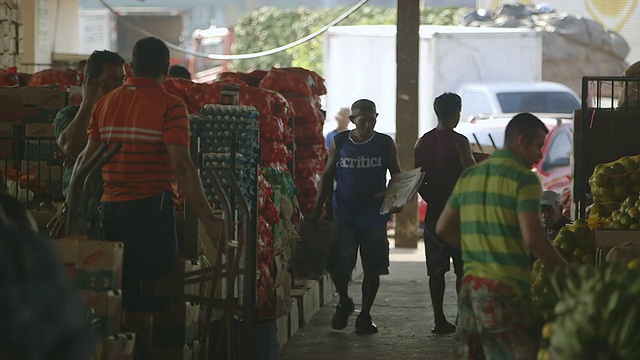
(424, 225, 463, 276)
(102, 191, 178, 313)
(326, 219, 389, 277)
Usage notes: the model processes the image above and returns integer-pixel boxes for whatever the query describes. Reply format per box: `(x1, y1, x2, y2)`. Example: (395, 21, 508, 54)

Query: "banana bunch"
(531, 219, 596, 322)
(589, 155, 640, 223)
(547, 263, 640, 359)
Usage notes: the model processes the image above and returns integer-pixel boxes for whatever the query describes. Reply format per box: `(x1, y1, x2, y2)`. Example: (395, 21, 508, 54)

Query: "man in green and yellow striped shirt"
(436, 113, 567, 359)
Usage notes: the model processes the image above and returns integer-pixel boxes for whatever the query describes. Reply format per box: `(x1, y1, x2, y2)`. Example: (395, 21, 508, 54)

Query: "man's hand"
(82, 77, 104, 104)
(46, 202, 67, 238)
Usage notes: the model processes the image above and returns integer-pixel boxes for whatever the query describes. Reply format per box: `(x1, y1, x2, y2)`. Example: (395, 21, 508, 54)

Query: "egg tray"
(201, 152, 251, 168)
(199, 104, 260, 118)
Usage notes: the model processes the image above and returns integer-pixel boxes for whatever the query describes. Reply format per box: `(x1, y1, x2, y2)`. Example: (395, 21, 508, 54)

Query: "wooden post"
(395, 0, 420, 248)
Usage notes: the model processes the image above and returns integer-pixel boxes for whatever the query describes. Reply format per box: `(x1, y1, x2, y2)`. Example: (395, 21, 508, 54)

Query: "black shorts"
(423, 225, 463, 276)
(326, 218, 389, 277)
(102, 191, 178, 313)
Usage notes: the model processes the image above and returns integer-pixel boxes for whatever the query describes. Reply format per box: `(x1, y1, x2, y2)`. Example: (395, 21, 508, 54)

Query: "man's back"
(450, 149, 542, 295)
(88, 77, 189, 202)
(416, 129, 464, 225)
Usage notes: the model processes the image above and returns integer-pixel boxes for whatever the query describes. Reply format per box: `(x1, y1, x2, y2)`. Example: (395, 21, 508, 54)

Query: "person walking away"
(414, 92, 476, 334)
(540, 190, 571, 241)
(70, 37, 222, 347)
(436, 113, 568, 359)
(48, 50, 126, 237)
(310, 99, 402, 334)
(325, 107, 351, 152)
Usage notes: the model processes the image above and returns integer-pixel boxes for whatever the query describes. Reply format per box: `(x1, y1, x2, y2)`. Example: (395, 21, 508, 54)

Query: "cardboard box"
(153, 302, 200, 347)
(80, 289, 122, 336)
(290, 280, 320, 327)
(101, 332, 135, 360)
(320, 272, 335, 306)
(595, 229, 640, 265)
(0, 86, 68, 123)
(289, 299, 299, 338)
(175, 258, 201, 297)
(276, 314, 288, 347)
(75, 240, 124, 290)
(0, 5, 7, 22)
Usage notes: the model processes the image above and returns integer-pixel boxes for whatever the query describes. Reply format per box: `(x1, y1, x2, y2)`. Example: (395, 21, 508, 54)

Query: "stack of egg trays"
(190, 104, 260, 214)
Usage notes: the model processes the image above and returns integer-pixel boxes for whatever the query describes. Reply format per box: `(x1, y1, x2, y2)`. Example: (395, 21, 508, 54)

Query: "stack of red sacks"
(256, 169, 280, 315)
(259, 68, 328, 215)
(28, 69, 82, 89)
(180, 77, 294, 171)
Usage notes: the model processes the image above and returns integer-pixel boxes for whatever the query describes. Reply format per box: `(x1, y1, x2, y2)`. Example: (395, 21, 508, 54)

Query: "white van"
(458, 81, 581, 123)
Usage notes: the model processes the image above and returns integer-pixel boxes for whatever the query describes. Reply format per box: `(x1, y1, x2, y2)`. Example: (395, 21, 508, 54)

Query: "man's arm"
(309, 139, 338, 219)
(414, 137, 428, 201)
(455, 134, 476, 169)
(436, 203, 461, 247)
(67, 139, 102, 199)
(387, 136, 402, 177)
(519, 212, 567, 269)
(57, 78, 103, 159)
(166, 145, 217, 225)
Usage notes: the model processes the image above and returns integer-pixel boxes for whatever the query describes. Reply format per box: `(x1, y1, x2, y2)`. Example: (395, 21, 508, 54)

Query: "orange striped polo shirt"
(87, 77, 190, 202)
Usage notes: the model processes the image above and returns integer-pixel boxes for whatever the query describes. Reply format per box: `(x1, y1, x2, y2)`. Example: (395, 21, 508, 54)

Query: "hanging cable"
(96, 0, 369, 60)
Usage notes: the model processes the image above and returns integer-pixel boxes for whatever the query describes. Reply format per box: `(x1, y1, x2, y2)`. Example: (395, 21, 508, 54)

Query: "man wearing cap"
(325, 107, 351, 152)
(541, 190, 572, 241)
(311, 99, 402, 334)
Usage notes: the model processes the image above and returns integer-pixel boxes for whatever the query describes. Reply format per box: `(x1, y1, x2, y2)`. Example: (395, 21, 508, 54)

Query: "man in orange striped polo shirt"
(71, 37, 219, 341)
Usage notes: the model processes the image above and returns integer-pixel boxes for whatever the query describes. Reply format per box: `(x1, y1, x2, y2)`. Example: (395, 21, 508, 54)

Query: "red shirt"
(87, 77, 189, 202)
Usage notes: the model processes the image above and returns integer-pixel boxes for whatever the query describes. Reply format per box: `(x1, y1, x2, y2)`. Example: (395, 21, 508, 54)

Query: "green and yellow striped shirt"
(448, 150, 541, 295)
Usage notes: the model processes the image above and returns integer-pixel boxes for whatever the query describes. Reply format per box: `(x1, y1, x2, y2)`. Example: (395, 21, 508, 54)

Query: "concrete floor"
(280, 239, 459, 360)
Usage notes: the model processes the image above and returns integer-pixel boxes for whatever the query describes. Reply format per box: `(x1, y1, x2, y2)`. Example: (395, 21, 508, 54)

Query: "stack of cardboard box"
(55, 237, 135, 359)
(0, 0, 21, 68)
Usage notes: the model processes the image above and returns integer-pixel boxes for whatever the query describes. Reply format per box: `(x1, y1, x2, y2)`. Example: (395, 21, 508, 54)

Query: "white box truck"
(323, 25, 542, 136)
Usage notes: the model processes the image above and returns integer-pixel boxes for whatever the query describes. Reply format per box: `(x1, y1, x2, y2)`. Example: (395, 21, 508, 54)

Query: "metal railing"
(0, 135, 64, 208)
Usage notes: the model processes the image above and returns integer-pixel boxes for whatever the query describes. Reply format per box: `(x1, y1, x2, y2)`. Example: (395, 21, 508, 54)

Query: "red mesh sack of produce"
(0, 69, 19, 87)
(259, 68, 315, 97)
(295, 122, 324, 145)
(260, 196, 280, 226)
(258, 171, 273, 212)
(295, 176, 319, 196)
(28, 69, 81, 87)
(296, 144, 326, 160)
(297, 195, 318, 216)
(185, 82, 222, 113)
(258, 115, 284, 141)
(247, 70, 268, 86)
(271, 91, 295, 120)
(17, 73, 32, 87)
(283, 67, 327, 95)
(295, 158, 325, 177)
(286, 94, 322, 123)
(260, 139, 289, 165)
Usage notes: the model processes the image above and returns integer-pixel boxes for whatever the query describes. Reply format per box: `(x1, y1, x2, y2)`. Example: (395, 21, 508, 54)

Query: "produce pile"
(259, 68, 328, 215)
(537, 261, 640, 360)
(27, 69, 82, 88)
(256, 169, 280, 316)
(531, 219, 596, 323)
(172, 77, 295, 171)
(588, 155, 640, 229)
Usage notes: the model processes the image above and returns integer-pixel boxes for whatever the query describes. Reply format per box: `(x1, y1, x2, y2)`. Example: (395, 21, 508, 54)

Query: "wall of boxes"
(0, 0, 22, 68)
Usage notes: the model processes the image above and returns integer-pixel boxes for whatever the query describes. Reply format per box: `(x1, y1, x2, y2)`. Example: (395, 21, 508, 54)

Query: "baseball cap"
(541, 190, 561, 206)
(350, 99, 377, 116)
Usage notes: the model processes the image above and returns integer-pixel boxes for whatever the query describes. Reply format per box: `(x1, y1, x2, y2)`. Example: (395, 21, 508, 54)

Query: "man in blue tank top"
(414, 93, 476, 334)
(310, 99, 402, 334)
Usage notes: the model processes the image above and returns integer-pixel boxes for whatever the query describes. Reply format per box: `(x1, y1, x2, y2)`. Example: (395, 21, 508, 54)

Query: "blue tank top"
(333, 131, 391, 226)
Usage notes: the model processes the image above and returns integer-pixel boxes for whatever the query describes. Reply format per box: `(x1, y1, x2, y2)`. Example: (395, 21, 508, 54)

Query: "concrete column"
(395, 0, 420, 249)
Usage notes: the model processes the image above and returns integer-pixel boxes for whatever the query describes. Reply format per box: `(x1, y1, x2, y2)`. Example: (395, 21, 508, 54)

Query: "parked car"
(458, 81, 581, 123)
